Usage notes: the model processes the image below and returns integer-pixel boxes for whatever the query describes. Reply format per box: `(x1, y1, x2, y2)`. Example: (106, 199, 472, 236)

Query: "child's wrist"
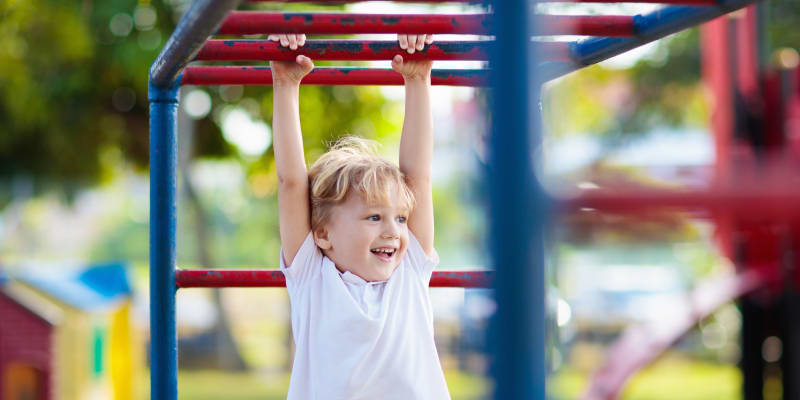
(403, 74, 431, 84)
(273, 79, 301, 89)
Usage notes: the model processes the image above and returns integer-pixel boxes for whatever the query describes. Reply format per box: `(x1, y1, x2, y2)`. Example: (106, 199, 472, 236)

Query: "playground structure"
(148, 0, 798, 399)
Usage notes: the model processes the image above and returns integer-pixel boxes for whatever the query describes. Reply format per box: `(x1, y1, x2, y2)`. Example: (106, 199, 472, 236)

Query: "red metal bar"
(181, 66, 489, 86)
(561, 187, 800, 217)
(196, 40, 491, 61)
(218, 12, 634, 37)
(218, 12, 489, 35)
(197, 40, 571, 62)
(701, 17, 736, 254)
(538, 15, 634, 36)
(176, 269, 494, 288)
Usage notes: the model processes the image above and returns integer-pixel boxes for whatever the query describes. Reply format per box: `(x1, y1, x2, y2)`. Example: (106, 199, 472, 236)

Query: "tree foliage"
(544, 2, 799, 139)
(766, 0, 800, 50)
(0, 0, 393, 204)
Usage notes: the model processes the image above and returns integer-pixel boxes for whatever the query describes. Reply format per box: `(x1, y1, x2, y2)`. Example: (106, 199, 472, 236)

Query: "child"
(269, 32, 450, 399)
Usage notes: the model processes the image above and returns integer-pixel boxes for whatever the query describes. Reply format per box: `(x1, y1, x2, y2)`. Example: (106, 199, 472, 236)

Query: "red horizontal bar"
(176, 269, 494, 288)
(197, 40, 571, 62)
(561, 187, 800, 217)
(181, 66, 489, 86)
(218, 12, 489, 35)
(218, 12, 634, 37)
(541, 15, 633, 36)
(197, 40, 492, 61)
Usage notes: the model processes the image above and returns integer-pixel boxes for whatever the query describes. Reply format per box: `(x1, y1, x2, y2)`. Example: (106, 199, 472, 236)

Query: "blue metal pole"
(538, 0, 761, 82)
(149, 1, 241, 396)
(150, 0, 241, 87)
(149, 78, 180, 400)
(487, 0, 545, 398)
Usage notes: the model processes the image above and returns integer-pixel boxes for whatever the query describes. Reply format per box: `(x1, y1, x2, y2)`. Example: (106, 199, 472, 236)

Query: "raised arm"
(393, 34, 435, 256)
(270, 34, 313, 265)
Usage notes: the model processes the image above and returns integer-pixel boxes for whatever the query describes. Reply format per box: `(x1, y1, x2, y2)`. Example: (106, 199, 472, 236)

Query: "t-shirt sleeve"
(405, 231, 440, 284)
(280, 232, 322, 290)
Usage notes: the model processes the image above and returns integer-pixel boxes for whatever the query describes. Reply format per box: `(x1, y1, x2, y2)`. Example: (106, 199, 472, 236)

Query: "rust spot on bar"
(365, 41, 405, 55)
(381, 16, 401, 25)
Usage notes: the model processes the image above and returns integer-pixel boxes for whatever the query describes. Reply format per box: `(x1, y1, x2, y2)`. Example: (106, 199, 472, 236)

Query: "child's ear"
(313, 228, 332, 250)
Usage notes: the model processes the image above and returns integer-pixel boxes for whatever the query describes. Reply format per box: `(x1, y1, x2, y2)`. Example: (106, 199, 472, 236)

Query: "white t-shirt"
(280, 232, 451, 400)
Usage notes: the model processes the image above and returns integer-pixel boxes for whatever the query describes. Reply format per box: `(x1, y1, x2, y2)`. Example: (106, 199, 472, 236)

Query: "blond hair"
(308, 136, 415, 231)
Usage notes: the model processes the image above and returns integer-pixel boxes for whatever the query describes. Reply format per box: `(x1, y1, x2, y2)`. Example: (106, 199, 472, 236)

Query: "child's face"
(314, 186, 410, 282)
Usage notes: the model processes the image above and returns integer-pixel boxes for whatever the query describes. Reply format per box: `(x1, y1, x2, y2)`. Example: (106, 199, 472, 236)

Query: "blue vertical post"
(487, 0, 545, 398)
(148, 1, 240, 397)
(149, 79, 180, 400)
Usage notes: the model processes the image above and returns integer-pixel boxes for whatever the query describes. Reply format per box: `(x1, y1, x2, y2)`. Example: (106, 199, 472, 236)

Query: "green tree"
(2, 0, 399, 372)
(0, 0, 394, 202)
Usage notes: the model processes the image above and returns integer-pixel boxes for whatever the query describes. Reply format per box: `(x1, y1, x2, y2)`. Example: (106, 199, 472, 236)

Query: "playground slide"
(582, 268, 773, 400)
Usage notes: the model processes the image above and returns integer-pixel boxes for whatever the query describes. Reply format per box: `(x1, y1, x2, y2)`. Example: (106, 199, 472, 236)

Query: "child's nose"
(382, 220, 400, 238)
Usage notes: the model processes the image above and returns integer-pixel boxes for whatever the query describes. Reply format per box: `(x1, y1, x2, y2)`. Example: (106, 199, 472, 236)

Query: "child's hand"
(398, 34, 433, 55)
(392, 34, 434, 82)
(268, 34, 313, 87)
(268, 33, 306, 50)
(391, 55, 433, 82)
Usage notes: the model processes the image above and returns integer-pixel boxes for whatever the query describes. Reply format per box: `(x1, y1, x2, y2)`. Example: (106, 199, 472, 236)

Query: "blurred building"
(0, 262, 140, 400)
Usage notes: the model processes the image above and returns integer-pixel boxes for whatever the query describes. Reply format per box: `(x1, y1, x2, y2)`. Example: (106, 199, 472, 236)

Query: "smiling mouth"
(370, 248, 396, 262)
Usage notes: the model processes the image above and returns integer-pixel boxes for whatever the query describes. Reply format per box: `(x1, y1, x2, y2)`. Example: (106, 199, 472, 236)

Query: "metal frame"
(148, 0, 766, 398)
(487, 0, 544, 397)
(149, 1, 242, 398)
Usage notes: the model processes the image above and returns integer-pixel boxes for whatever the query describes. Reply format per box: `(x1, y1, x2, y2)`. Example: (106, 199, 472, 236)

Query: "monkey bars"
(149, 0, 767, 398)
(154, 0, 762, 87)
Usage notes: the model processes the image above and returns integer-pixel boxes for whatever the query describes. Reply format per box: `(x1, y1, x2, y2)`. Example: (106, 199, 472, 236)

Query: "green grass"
(140, 369, 488, 399)
(550, 354, 741, 400)
(141, 355, 739, 399)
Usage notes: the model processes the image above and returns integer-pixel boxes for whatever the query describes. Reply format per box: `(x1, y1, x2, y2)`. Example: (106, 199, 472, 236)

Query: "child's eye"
(396, 216, 407, 223)
(368, 215, 380, 221)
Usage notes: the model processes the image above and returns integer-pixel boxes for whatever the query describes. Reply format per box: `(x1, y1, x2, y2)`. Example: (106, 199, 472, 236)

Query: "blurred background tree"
(544, 0, 799, 142)
(0, 0, 399, 371)
(0, 0, 394, 203)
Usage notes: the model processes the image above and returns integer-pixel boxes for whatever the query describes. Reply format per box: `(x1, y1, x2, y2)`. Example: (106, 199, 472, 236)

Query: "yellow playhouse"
(0, 262, 141, 400)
